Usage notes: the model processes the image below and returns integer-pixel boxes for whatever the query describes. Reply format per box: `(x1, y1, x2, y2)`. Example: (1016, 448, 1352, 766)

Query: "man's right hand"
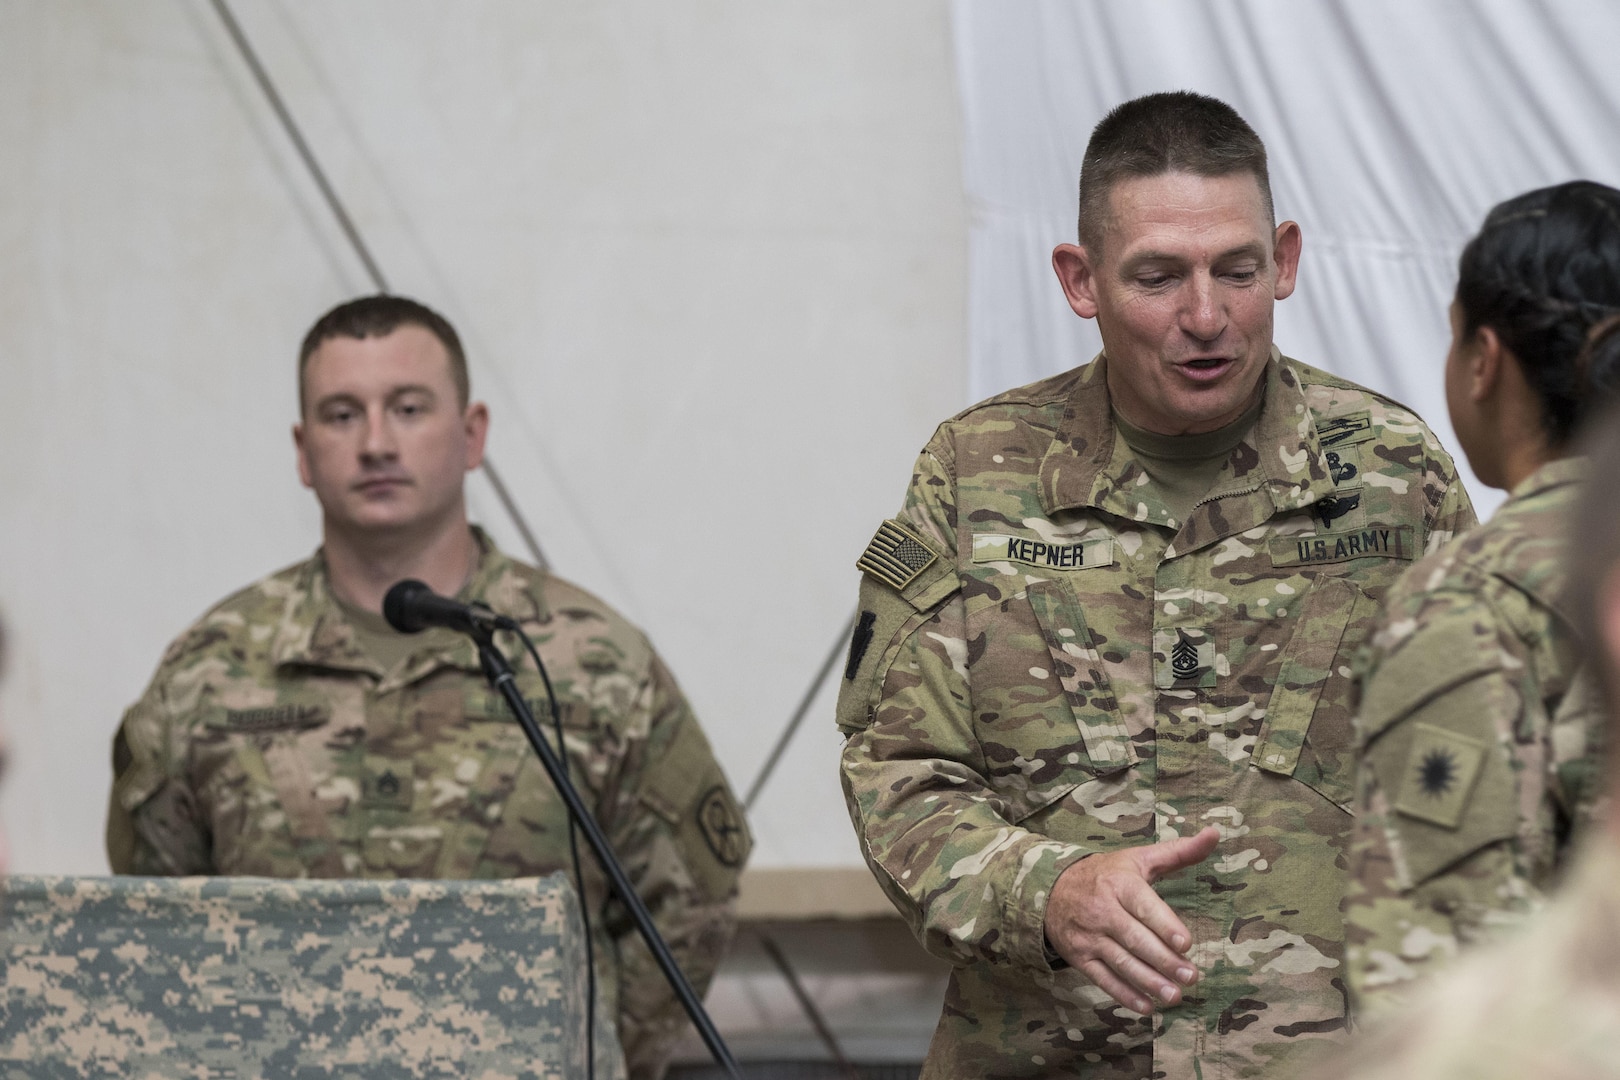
(1043, 825, 1220, 1014)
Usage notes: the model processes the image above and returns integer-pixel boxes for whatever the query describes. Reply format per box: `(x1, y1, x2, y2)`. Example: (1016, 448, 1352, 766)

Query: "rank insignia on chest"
(362, 757, 416, 810)
(858, 520, 939, 591)
(1393, 722, 1489, 829)
(971, 533, 1116, 571)
(1154, 628, 1216, 689)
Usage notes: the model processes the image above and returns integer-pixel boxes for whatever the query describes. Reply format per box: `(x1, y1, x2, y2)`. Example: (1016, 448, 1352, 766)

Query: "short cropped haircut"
(1077, 91, 1274, 253)
(298, 295, 468, 413)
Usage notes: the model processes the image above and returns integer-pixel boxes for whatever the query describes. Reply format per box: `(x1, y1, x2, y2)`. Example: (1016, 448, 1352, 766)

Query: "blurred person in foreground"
(1345, 182, 1620, 1015)
(1318, 399, 1620, 1080)
(105, 295, 750, 1079)
(836, 90, 1473, 1078)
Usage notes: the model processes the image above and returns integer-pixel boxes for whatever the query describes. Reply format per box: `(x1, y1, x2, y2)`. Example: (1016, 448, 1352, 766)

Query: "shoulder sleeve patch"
(1392, 722, 1489, 829)
(857, 520, 939, 591)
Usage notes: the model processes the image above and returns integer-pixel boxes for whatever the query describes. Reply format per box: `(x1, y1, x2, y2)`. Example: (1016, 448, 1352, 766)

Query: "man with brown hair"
(107, 295, 749, 1079)
(837, 91, 1473, 1077)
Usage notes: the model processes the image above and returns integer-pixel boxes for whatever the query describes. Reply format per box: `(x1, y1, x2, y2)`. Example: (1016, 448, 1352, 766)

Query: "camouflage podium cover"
(0, 872, 589, 1078)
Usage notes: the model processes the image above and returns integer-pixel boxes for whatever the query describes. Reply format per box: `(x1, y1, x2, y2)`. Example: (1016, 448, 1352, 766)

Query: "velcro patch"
(211, 704, 329, 733)
(1270, 526, 1414, 567)
(1394, 722, 1489, 829)
(857, 520, 939, 591)
(1153, 628, 1216, 689)
(696, 785, 748, 867)
(971, 534, 1116, 571)
(1316, 411, 1375, 447)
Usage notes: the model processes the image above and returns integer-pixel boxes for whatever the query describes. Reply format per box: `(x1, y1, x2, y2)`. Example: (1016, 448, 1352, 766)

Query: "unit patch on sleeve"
(1393, 722, 1490, 829)
(857, 520, 939, 592)
(696, 785, 748, 867)
(971, 534, 1116, 571)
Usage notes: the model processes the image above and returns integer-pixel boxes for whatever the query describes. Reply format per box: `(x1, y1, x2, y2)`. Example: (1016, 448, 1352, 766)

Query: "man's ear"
(293, 422, 313, 489)
(1052, 243, 1100, 319)
(463, 402, 490, 471)
(1272, 220, 1303, 300)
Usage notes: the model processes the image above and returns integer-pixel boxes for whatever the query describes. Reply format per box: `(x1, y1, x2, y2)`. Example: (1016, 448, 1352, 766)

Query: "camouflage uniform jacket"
(837, 352, 1473, 1079)
(1345, 456, 1604, 1015)
(1313, 838, 1620, 1080)
(106, 529, 752, 1080)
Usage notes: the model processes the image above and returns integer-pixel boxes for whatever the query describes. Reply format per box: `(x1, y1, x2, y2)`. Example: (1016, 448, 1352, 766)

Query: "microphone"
(382, 579, 519, 636)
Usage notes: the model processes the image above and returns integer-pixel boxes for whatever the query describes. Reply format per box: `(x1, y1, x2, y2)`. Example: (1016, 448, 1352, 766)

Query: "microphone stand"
(470, 626, 742, 1080)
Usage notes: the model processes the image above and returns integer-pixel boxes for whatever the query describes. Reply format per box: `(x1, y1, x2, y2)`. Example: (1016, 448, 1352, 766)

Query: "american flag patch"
(857, 520, 938, 591)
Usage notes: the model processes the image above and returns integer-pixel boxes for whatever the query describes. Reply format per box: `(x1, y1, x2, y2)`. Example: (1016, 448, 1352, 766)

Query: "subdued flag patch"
(1394, 722, 1489, 829)
(857, 520, 939, 592)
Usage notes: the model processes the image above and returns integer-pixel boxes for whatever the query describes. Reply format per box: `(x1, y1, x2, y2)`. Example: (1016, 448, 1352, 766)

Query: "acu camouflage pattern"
(107, 528, 750, 1080)
(1344, 457, 1606, 1015)
(1313, 840, 1620, 1080)
(0, 871, 589, 1078)
(837, 352, 1474, 1079)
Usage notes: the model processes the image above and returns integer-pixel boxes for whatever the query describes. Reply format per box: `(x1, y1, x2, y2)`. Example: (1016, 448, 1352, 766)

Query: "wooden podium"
(0, 872, 596, 1078)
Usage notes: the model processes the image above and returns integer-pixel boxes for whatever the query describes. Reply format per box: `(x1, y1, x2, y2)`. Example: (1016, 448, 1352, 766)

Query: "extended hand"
(1043, 825, 1220, 1014)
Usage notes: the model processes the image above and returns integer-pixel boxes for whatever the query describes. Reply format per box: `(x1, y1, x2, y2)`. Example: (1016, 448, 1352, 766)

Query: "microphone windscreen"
(382, 579, 433, 634)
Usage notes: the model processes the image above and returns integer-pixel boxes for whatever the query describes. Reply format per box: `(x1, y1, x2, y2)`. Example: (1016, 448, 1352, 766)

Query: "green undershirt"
(1114, 391, 1266, 525)
(334, 594, 439, 673)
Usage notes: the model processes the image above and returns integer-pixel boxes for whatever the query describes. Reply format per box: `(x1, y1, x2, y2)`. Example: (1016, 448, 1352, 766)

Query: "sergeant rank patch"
(697, 786, 748, 867)
(858, 520, 938, 592)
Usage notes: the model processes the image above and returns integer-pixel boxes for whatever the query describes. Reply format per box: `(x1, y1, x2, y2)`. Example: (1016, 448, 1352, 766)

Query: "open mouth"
(1176, 356, 1238, 383)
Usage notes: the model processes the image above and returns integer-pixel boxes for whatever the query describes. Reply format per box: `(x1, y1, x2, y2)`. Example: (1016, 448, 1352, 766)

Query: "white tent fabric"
(951, 0, 1620, 515)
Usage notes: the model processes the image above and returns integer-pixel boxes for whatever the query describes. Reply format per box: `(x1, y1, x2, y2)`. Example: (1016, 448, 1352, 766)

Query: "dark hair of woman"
(1455, 179, 1620, 446)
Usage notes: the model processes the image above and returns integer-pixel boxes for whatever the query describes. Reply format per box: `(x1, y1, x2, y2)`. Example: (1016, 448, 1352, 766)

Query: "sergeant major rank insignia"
(858, 520, 938, 591)
(1153, 628, 1215, 689)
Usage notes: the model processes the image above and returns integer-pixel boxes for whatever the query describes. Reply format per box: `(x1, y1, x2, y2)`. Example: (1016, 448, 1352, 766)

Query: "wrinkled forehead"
(1101, 171, 1276, 256)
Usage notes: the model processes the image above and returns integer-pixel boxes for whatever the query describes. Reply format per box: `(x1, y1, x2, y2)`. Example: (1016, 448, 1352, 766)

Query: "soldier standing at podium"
(106, 295, 749, 1080)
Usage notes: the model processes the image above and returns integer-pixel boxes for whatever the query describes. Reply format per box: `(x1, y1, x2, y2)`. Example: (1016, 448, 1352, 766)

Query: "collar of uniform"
(268, 526, 549, 683)
(1038, 349, 1337, 532)
(1507, 455, 1587, 503)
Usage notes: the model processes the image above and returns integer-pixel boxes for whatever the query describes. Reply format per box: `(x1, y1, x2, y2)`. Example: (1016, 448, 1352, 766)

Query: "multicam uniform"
(1345, 457, 1605, 1014)
(1314, 840, 1620, 1080)
(107, 529, 750, 1080)
(837, 352, 1473, 1079)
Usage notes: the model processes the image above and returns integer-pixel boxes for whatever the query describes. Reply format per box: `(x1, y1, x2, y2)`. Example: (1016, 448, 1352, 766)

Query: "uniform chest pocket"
(1250, 575, 1376, 810)
(974, 578, 1138, 824)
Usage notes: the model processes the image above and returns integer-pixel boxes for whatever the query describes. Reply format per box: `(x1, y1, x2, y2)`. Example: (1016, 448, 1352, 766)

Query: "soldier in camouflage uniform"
(837, 92, 1474, 1078)
(106, 295, 750, 1080)
(1345, 182, 1620, 1015)
(1316, 406, 1620, 1080)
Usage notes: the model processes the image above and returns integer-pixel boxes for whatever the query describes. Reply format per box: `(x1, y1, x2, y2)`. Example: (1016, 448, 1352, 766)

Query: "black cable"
(514, 627, 596, 1079)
